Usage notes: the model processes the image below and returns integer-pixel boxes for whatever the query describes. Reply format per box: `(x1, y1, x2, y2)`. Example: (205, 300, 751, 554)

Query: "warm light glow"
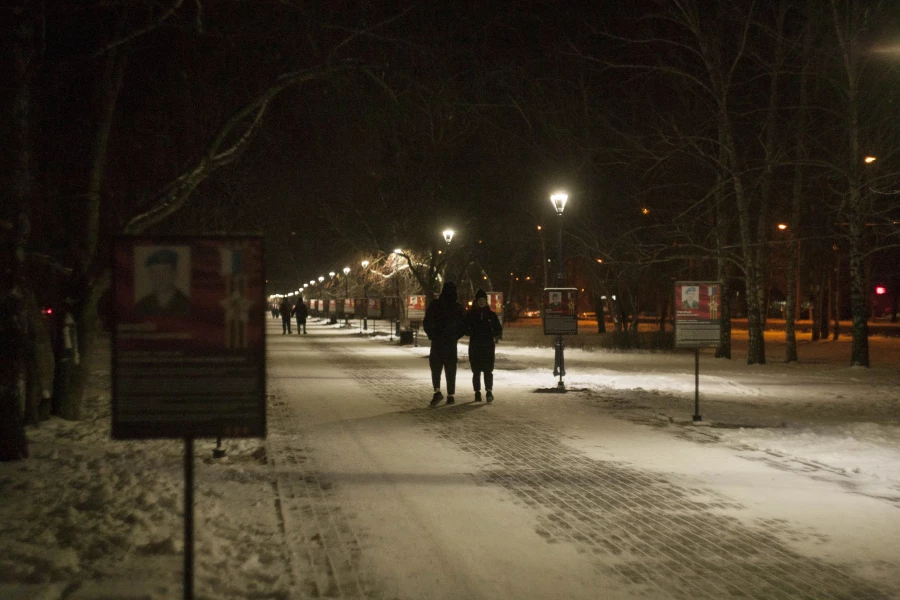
(525, 276, 531, 280)
(318, 276, 324, 282)
(329, 271, 335, 278)
(777, 223, 788, 230)
(310, 280, 315, 285)
(361, 260, 369, 268)
(443, 229, 455, 244)
(864, 156, 877, 164)
(303, 284, 308, 288)
(596, 258, 603, 263)
(641, 207, 649, 215)
(537, 225, 542, 231)
(343, 267, 350, 275)
(393, 248, 402, 254)
(550, 191, 568, 215)
(875, 286, 887, 295)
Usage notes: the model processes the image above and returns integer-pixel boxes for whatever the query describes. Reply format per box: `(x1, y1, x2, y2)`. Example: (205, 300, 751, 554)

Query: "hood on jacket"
(439, 281, 458, 303)
(475, 289, 487, 301)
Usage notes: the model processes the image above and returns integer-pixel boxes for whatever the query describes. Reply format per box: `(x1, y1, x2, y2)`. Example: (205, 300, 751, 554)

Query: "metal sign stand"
(184, 437, 195, 600)
(693, 349, 702, 422)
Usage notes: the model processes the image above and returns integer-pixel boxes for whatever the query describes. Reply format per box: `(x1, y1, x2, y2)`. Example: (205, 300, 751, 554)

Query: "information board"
(542, 288, 579, 335)
(111, 236, 265, 439)
(407, 295, 427, 321)
(486, 292, 504, 318)
(674, 281, 722, 348)
(382, 297, 400, 319)
(366, 298, 381, 319)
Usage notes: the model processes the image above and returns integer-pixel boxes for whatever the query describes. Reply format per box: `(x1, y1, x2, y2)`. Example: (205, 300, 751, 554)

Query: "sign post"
(674, 281, 722, 422)
(112, 236, 265, 600)
(543, 288, 579, 391)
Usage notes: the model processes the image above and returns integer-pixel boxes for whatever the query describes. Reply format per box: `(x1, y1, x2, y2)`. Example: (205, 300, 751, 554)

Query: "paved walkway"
(264, 319, 900, 599)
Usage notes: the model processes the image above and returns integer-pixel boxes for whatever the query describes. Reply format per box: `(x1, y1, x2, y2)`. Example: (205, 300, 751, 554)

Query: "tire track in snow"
(320, 337, 895, 600)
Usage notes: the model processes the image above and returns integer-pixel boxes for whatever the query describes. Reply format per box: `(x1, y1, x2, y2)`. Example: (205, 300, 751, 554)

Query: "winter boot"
(446, 395, 455, 405)
(430, 391, 443, 407)
(486, 390, 493, 403)
(474, 391, 482, 402)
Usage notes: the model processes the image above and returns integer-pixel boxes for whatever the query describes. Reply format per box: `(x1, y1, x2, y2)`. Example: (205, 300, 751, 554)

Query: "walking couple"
(423, 282, 502, 407)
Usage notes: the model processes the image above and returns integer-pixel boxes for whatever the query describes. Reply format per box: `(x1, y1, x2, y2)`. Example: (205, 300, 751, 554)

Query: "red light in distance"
(875, 286, 887, 295)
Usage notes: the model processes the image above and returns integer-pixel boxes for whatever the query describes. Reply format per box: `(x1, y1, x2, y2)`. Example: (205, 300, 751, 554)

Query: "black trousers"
(429, 355, 457, 395)
(472, 370, 493, 392)
(296, 319, 306, 333)
(281, 316, 292, 333)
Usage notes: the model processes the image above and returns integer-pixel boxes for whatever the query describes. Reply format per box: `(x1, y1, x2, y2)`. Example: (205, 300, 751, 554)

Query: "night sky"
(4, 0, 899, 303)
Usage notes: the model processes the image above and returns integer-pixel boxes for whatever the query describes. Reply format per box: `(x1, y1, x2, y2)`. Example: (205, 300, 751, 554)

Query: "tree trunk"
(810, 284, 821, 341)
(833, 252, 841, 341)
(1, 0, 38, 460)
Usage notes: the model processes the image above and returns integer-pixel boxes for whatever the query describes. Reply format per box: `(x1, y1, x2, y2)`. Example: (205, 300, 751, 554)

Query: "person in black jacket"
(423, 281, 466, 406)
(278, 298, 293, 334)
(465, 289, 503, 403)
(295, 299, 309, 334)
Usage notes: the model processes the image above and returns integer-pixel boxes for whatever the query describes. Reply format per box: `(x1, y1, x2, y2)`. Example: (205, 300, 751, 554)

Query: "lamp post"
(550, 191, 568, 389)
(342, 267, 351, 326)
(361, 260, 370, 331)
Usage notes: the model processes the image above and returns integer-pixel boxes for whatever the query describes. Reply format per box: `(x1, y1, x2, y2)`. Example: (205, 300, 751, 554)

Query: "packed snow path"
(266, 319, 900, 600)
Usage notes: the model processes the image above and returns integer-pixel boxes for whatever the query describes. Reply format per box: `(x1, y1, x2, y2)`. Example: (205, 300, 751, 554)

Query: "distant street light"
(864, 156, 877, 164)
(443, 229, 454, 244)
(777, 223, 788, 230)
(361, 261, 370, 331)
(393, 248, 402, 254)
(318, 276, 324, 282)
(343, 267, 350, 298)
(329, 271, 335, 278)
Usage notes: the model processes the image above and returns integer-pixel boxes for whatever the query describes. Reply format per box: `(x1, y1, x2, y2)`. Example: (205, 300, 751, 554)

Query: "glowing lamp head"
(864, 156, 877, 164)
(303, 284, 308, 288)
(329, 272, 335, 278)
(318, 276, 324, 282)
(393, 248, 402, 254)
(550, 191, 568, 215)
(361, 260, 369, 268)
(343, 267, 350, 275)
(777, 223, 788, 230)
(443, 229, 455, 244)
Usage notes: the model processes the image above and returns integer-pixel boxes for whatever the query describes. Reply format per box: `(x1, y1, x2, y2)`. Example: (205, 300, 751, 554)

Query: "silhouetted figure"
(423, 282, 465, 406)
(465, 289, 502, 403)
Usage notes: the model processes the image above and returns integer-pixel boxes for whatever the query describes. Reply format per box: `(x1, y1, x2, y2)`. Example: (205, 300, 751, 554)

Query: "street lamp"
(550, 192, 567, 286)
(443, 229, 454, 245)
(343, 266, 350, 297)
(550, 191, 569, 389)
(360, 260, 371, 331)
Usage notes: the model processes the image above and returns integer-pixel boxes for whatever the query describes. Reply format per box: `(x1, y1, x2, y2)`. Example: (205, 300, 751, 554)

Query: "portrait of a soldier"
(135, 249, 191, 317)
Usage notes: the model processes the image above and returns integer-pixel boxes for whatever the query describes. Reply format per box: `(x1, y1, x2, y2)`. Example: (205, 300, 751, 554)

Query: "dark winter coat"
(295, 302, 309, 323)
(465, 305, 502, 371)
(278, 300, 293, 319)
(423, 285, 466, 361)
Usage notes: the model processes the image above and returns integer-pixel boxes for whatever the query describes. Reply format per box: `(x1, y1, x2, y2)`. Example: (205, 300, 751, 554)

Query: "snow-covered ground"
(2, 318, 899, 599)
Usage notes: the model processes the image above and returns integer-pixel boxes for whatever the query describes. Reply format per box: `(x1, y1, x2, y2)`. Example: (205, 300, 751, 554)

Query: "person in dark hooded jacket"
(423, 281, 466, 406)
(465, 289, 502, 402)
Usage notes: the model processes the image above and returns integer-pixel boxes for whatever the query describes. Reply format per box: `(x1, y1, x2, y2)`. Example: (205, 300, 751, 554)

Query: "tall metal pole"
(555, 212, 566, 388)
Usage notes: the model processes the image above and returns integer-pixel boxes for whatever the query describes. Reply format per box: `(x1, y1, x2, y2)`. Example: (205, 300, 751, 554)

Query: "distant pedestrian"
(465, 289, 502, 403)
(423, 281, 466, 406)
(295, 299, 309, 334)
(278, 298, 293, 334)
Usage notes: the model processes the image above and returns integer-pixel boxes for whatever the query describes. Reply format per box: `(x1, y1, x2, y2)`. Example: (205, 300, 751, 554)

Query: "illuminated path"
(265, 318, 900, 600)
